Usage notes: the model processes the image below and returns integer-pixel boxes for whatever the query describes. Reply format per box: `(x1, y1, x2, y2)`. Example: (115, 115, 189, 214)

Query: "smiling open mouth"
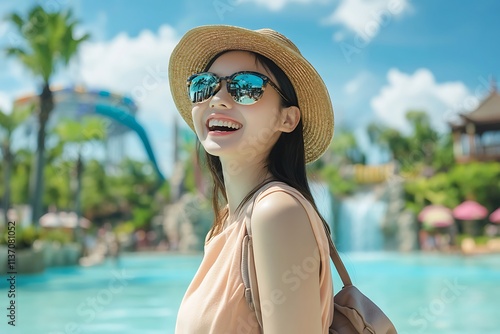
(207, 119, 242, 132)
(208, 125, 239, 132)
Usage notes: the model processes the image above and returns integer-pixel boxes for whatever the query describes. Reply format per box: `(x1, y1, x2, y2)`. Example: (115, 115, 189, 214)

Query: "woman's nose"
(209, 82, 233, 109)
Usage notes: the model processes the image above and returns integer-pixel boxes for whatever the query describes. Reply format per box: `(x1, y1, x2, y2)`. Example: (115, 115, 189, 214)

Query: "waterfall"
(332, 189, 387, 252)
(300, 181, 389, 252)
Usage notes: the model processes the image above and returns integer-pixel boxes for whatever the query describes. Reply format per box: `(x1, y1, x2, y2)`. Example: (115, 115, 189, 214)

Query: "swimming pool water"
(0, 252, 499, 334)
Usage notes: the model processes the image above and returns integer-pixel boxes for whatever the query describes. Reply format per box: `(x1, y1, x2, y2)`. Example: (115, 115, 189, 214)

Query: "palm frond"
(3, 5, 91, 84)
(5, 47, 27, 57)
(5, 13, 24, 31)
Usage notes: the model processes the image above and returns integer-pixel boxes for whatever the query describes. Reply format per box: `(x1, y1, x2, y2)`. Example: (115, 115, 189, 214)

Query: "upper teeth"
(208, 119, 242, 130)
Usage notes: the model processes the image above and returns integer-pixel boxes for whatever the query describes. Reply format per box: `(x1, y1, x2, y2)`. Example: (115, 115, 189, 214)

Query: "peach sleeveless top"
(175, 181, 334, 333)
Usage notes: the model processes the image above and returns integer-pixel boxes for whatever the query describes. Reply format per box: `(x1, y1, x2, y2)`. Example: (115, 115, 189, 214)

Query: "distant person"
(169, 25, 335, 333)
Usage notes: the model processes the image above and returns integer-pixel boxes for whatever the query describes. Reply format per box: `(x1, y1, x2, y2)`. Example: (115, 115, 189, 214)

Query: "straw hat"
(168, 25, 334, 164)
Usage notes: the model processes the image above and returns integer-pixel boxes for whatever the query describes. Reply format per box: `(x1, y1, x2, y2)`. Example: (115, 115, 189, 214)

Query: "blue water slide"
(94, 105, 166, 183)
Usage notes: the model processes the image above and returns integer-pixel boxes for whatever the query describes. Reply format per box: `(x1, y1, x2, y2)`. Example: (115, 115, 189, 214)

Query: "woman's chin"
(203, 145, 235, 158)
(202, 138, 240, 153)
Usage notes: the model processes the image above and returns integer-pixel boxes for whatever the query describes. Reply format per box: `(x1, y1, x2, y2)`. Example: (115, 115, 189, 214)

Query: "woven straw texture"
(168, 25, 334, 164)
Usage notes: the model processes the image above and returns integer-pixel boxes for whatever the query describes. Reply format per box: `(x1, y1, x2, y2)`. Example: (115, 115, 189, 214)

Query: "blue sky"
(0, 0, 499, 176)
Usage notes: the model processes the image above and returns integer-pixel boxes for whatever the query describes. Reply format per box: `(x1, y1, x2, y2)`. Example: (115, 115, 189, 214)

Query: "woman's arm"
(252, 191, 323, 333)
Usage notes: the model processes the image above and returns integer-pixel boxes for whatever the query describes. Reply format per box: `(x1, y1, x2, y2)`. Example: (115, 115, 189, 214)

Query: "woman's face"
(191, 51, 286, 167)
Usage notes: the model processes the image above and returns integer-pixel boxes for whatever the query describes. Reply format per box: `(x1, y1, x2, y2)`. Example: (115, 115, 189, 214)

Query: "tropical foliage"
(405, 162, 500, 214)
(1, 154, 170, 233)
(319, 109, 500, 224)
(367, 110, 454, 175)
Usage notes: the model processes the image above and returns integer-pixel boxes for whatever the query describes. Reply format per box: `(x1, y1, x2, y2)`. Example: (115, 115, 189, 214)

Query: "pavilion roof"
(449, 88, 500, 133)
(460, 90, 500, 124)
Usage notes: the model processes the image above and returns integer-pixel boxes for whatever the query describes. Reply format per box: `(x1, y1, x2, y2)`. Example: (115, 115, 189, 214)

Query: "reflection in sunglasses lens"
(190, 74, 218, 103)
(230, 74, 264, 104)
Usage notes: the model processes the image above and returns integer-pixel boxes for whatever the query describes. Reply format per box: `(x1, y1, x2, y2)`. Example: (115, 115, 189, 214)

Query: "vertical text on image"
(6, 221, 17, 327)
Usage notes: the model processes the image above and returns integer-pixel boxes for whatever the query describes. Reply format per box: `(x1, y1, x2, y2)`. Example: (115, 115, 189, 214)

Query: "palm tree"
(54, 116, 106, 239)
(5, 5, 90, 225)
(0, 105, 33, 224)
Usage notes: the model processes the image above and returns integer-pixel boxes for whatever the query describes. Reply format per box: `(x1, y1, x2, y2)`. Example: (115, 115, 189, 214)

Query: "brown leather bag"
(241, 188, 398, 333)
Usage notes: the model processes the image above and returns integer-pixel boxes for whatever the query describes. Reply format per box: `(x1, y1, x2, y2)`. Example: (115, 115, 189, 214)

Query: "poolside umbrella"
(452, 200, 488, 236)
(489, 208, 500, 224)
(39, 212, 62, 228)
(39, 211, 91, 229)
(452, 201, 488, 220)
(418, 205, 455, 228)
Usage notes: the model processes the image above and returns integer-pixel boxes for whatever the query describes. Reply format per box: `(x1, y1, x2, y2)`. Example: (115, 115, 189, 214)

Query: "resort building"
(449, 80, 500, 163)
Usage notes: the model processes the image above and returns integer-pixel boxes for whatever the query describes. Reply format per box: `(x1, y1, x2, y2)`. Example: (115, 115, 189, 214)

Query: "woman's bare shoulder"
(253, 189, 306, 223)
(251, 190, 316, 249)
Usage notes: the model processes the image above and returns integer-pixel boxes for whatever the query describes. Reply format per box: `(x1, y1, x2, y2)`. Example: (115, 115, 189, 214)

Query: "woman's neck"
(221, 159, 275, 224)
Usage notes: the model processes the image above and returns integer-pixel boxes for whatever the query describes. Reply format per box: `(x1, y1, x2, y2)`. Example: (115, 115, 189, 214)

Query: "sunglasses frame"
(187, 71, 290, 105)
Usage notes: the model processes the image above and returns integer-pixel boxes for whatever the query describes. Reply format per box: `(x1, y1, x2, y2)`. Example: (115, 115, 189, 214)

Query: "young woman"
(169, 25, 335, 333)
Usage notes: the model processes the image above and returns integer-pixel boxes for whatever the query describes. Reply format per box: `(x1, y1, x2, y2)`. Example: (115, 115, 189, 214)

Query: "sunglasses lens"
(189, 73, 218, 103)
(229, 73, 265, 105)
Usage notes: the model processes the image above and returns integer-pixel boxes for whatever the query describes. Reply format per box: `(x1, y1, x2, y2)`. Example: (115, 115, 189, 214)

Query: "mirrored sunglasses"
(187, 71, 289, 105)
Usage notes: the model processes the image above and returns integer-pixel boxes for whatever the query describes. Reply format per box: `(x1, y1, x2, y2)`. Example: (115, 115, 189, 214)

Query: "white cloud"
(323, 0, 411, 41)
(370, 68, 471, 133)
(236, 0, 327, 11)
(76, 25, 179, 123)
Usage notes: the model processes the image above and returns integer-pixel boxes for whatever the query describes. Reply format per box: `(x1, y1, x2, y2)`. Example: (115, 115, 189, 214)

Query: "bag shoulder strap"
(241, 182, 353, 323)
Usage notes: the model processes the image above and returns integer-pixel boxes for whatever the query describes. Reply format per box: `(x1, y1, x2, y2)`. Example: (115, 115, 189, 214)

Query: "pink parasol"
(489, 208, 500, 223)
(418, 205, 455, 228)
(452, 200, 488, 220)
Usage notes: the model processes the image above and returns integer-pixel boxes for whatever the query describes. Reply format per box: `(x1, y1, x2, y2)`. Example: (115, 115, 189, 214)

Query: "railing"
(456, 138, 500, 163)
(456, 143, 500, 163)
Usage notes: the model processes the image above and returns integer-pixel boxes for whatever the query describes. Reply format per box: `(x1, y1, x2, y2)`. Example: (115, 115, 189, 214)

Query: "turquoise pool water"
(0, 252, 499, 333)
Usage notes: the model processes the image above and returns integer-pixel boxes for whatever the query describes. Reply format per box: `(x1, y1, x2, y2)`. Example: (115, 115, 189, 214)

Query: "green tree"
(316, 130, 362, 197)
(404, 162, 500, 220)
(80, 159, 109, 221)
(449, 162, 500, 212)
(367, 122, 411, 169)
(94, 158, 163, 230)
(0, 104, 33, 223)
(5, 5, 90, 225)
(54, 117, 107, 237)
(10, 149, 33, 205)
(432, 132, 455, 172)
(367, 110, 453, 174)
(329, 130, 365, 165)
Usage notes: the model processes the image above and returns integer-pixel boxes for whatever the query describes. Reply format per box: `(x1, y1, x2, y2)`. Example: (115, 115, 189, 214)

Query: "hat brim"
(168, 25, 334, 164)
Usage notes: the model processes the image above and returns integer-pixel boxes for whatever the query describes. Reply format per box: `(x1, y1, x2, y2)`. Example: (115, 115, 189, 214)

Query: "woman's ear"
(278, 106, 300, 133)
